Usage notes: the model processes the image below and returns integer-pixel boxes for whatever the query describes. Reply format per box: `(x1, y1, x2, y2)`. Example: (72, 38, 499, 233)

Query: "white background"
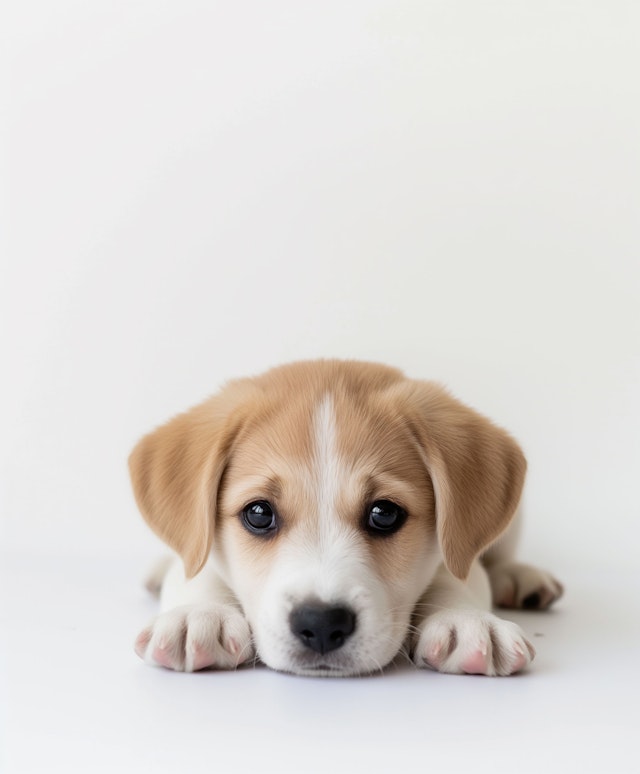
(2, 2, 639, 772)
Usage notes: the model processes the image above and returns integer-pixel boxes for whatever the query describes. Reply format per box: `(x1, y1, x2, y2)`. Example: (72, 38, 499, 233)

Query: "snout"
(289, 603, 356, 655)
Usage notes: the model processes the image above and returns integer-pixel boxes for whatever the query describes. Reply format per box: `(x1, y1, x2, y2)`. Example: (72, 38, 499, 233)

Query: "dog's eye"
(242, 501, 277, 535)
(366, 500, 407, 536)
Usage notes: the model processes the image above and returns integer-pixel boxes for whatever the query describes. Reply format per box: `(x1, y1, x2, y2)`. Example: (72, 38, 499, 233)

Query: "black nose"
(289, 604, 356, 655)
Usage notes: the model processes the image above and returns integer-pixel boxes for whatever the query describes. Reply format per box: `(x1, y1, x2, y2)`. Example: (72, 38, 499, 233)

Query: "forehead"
(224, 387, 429, 509)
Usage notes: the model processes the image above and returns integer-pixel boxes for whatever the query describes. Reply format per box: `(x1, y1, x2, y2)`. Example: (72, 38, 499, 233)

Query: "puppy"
(130, 360, 562, 677)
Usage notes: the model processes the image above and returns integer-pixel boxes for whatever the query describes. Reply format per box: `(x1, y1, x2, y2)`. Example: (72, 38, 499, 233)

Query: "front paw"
(134, 604, 254, 672)
(413, 610, 535, 676)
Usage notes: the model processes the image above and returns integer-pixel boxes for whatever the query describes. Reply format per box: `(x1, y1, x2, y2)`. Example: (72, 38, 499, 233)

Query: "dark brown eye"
(366, 500, 407, 536)
(242, 501, 277, 535)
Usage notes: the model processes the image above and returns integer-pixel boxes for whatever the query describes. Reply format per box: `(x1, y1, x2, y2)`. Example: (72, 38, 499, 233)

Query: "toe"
(134, 629, 151, 659)
(461, 648, 490, 675)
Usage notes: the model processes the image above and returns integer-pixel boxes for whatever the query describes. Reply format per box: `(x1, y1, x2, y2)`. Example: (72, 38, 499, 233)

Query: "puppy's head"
(130, 361, 525, 676)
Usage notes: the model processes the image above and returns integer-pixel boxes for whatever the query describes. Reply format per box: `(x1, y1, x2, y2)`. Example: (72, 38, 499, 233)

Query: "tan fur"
(391, 380, 527, 579)
(129, 379, 258, 577)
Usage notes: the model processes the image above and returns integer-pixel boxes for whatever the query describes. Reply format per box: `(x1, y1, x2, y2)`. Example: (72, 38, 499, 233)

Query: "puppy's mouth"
(281, 650, 377, 678)
(306, 664, 342, 674)
(284, 653, 349, 676)
(287, 662, 351, 677)
(286, 659, 384, 678)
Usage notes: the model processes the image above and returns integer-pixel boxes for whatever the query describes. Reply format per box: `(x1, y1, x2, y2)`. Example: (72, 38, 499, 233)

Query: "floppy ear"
(128, 382, 253, 578)
(400, 382, 526, 581)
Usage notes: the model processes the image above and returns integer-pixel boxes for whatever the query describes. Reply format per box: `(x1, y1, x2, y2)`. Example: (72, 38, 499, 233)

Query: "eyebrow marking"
(223, 475, 282, 511)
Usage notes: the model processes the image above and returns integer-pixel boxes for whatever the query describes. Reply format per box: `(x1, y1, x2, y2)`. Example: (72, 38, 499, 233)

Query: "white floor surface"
(1, 553, 638, 774)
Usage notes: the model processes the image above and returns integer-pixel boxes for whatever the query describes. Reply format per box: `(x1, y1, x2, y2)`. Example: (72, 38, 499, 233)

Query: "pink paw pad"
(423, 641, 444, 669)
(511, 643, 532, 673)
(190, 644, 214, 671)
(461, 649, 490, 675)
(152, 645, 177, 669)
(134, 630, 151, 658)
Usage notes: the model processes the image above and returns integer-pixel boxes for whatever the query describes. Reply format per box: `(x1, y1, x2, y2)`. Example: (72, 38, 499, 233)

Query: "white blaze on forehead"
(312, 395, 343, 529)
(301, 394, 363, 599)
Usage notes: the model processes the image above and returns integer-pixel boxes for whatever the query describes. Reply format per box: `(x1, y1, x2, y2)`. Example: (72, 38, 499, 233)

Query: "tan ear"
(400, 382, 526, 580)
(128, 382, 253, 578)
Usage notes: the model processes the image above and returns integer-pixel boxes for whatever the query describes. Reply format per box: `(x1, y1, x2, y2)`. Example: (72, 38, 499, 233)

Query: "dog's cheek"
(215, 518, 277, 612)
(367, 514, 438, 592)
(365, 518, 442, 654)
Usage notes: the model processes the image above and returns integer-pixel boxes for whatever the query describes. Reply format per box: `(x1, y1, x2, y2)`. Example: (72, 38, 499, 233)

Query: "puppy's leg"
(412, 560, 535, 676)
(142, 555, 173, 597)
(482, 509, 564, 610)
(134, 556, 254, 672)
